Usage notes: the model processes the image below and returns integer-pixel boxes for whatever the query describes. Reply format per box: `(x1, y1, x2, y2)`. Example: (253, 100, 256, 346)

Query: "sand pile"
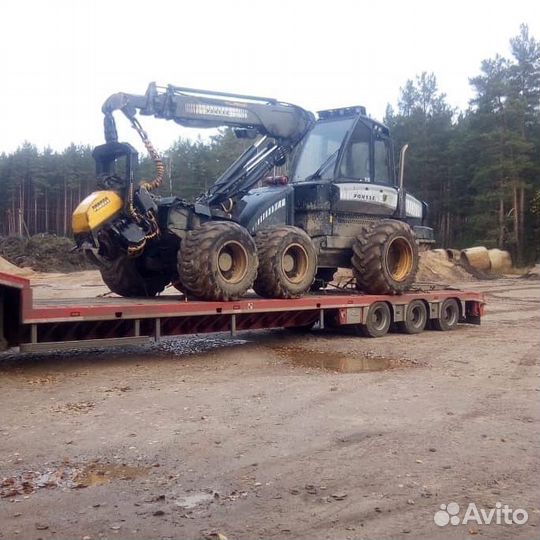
(521, 264, 540, 280)
(416, 250, 472, 283)
(332, 250, 472, 288)
(0, 256, 34, 277)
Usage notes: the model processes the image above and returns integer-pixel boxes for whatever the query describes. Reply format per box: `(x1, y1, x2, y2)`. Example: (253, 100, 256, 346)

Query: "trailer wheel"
(352, 219, 419, 294)
(359, 302, 391, 338)
(178, 221, 258, 301)
(397, 300, 427, 334)
(254, 226, 317, 299)
(98, 255, 169, 297)
(432, 298, 460, 331)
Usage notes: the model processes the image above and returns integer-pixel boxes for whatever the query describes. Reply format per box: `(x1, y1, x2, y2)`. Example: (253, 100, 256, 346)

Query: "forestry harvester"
(72, 83, 434, 300)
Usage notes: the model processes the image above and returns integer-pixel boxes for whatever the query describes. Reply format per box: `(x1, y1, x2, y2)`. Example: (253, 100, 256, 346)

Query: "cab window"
(374, 138, 392, 184)
(292, 118, 354, 182)
(339, 121, 371, 181)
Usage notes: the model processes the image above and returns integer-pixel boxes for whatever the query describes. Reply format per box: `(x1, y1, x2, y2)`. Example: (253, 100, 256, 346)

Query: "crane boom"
(102, 82, 314, 143)
(100, 82, 315, 208)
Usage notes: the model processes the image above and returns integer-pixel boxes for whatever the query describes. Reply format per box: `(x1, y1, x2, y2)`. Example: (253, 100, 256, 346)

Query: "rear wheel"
(254, 226, 317, 299)
(397, 300, 427, 334)
(178, 221, 258, 301)
(92, 230, 169, 297)
(352, 219, 419, 295)
(432, 298, 460, 331)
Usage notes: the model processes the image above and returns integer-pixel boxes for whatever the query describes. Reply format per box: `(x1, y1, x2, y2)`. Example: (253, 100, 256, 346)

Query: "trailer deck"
(0, 271, 485, 354)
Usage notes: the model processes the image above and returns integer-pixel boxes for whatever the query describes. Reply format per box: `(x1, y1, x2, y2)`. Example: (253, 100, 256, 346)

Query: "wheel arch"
(236, 185, 293, 233)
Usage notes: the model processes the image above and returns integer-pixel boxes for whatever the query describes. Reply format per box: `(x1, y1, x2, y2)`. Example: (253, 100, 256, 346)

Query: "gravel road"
(1, 277, 538, 539)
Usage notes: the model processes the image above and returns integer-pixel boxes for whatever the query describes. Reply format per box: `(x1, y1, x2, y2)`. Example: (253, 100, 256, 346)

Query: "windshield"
(292, 117, 354, 182)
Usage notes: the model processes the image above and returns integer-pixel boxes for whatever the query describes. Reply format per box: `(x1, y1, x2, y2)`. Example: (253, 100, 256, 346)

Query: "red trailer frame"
(0, 271, 484, 354)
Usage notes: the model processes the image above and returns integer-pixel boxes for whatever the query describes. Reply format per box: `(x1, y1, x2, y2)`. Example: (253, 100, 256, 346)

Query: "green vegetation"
(386, 25, 539, 264)
(0, 26, 538, 264)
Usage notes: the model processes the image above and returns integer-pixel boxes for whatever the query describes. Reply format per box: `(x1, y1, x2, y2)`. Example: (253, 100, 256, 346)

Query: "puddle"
(274, 346, 407, 373)
(1, 463, 149, 498)
(174, 491, 215, 509)
(74, 463, 148, 487)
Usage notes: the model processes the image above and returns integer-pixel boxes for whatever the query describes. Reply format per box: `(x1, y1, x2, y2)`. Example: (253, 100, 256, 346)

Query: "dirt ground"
(0, 273, 538, 540)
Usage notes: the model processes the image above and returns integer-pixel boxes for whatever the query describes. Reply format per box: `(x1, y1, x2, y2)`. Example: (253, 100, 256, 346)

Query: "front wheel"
(178, 221, 258, 301)
(98, 255, 169, 297)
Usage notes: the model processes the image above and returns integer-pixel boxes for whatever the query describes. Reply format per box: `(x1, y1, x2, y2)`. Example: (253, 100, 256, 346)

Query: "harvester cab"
(72, 83, 433, 301)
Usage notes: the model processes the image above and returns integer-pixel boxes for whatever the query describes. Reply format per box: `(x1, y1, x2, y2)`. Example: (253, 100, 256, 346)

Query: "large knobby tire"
(254, 226, 317, 299)
(98, 255, 169, 297)
(352, 219, 419, 295)
(178, 221, 258, 301)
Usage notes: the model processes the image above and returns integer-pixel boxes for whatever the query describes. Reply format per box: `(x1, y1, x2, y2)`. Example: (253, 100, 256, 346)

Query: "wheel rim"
(386, 236, 414, 282)
(409, 303, 425, 329)
(442, 302, 458, 326)
(217, 240, 249, 284)
(371, 305, 388, 331)
(281, 243, 309, 284)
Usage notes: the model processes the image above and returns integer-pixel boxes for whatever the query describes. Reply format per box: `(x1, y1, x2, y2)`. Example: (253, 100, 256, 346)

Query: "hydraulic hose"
(129, 117, 164, 192)
(123, 116, 163, 254)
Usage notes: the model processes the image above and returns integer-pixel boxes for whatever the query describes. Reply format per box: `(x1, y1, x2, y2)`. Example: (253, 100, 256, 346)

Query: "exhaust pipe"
(397, 144, 409, 218)
(399, 143, 409, 191)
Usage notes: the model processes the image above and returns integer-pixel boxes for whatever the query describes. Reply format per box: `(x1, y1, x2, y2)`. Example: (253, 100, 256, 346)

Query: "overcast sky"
(1, 0, 539, 154)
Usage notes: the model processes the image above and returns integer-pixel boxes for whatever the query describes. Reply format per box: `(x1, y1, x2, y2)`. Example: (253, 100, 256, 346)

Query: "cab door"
(332, 119, 398, 217)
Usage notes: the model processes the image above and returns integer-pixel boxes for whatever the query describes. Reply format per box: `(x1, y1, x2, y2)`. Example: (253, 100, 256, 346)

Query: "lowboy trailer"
(0, 271, 484, 354)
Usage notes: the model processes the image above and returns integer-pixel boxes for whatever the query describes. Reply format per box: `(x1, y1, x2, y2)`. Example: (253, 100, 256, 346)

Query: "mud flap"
(465, 300, 483, 325)
(0, 284, 22, 350)
(0, 288, 7, 351)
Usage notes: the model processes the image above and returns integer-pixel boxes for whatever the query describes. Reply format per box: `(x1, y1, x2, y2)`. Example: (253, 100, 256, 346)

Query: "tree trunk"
(18, 183, 23, 237)
(519, 185, 525, 264)
(34, 194, 37, 236)
(512, 182, 520, 264)
(44, 189, 49, 233)
(63, 179, 67, 237)
(56, 197, 61, 235)
(498, 194, 504, 248)
(7, 209, 13, 236)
